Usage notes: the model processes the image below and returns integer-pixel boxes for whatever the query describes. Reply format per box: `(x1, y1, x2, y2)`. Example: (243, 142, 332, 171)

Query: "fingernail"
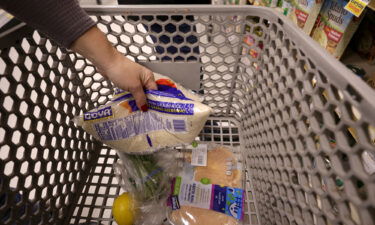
(141, 104, 148, 112)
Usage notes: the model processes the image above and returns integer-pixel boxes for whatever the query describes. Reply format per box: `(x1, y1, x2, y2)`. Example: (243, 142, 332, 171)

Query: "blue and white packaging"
(74, 74, 212, 153)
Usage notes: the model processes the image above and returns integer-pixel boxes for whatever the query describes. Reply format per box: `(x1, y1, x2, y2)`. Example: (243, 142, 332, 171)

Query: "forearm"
(1, 0, 156, 110)
(70, 25, 157, 111)
(71, 26, 122, 74)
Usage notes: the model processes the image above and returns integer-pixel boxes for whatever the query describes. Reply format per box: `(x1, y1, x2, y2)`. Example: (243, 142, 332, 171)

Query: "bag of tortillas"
(74, 73, 212, 154)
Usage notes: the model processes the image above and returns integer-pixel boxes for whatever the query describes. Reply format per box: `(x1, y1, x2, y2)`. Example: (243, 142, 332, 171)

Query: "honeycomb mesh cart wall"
(0, 5, 375, 225)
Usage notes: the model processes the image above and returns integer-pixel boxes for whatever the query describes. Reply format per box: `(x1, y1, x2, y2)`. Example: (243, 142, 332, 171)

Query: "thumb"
(142, 69, 157, 90)
(130, 85, 148, 112)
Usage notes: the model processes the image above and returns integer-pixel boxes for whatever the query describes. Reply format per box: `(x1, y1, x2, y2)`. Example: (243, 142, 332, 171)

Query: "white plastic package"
(74, 74, 212, 154)
(168, 144, 244, 225)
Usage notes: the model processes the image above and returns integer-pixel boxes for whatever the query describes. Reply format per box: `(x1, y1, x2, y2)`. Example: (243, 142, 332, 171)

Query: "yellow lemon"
(112, 192, 136, 225)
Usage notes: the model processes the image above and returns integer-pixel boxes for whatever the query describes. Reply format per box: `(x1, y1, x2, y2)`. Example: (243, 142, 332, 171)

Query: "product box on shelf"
(288, 0, 325, 34)
(311, 0, 365, 58)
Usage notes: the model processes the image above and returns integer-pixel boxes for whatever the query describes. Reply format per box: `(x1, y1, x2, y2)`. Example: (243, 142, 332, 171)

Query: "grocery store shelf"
(341, 49, 375, 78)
(369, 0, 375, 11)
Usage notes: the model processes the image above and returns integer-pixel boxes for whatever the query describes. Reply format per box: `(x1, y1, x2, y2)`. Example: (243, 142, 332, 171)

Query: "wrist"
(98, 49, 123, 75)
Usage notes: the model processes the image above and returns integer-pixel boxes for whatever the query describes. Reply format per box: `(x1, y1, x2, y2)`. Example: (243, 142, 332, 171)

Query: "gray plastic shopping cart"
(0, 5, 374, 225)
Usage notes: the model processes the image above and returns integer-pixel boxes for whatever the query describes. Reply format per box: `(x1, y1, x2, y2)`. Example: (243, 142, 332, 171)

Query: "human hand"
(71, 26, 157, 111)
(101, 54, 157, 111)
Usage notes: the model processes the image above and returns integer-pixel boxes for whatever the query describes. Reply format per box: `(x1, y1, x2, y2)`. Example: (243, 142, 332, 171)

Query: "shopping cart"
(0, 5, 374, 225)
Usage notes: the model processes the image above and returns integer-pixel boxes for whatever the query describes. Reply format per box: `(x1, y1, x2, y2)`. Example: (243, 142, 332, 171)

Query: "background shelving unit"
(235, 0, 375, 90)
(369, 0, 375, 10)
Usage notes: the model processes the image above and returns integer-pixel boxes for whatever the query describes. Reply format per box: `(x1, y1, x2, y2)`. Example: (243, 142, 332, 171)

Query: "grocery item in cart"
(311, 0, 364, 58)
(114, 151, 178, 225)
(74, 74, 212, 153)
(112, 192, 137, 225)
(288, 0, 324, 34)
(114, 153, 172, 202)
(168, 144, 243, 225)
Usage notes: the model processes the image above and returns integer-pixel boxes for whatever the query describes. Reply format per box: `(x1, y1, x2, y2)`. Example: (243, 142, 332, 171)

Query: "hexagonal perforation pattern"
(70, 14, 244, 112)
(236, 15, 375, 225)
(0, 30, 99, 225)
(67, 118, 255, 225)
(69, 9, 374, 225)
(69, 147, 120, 225)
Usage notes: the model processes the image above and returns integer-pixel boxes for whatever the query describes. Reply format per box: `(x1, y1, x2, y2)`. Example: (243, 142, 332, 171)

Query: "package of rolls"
(168, 143, 245, 225)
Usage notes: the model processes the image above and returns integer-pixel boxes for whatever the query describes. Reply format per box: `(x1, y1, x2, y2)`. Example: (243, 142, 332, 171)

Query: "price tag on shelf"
(344, 0, 370, 17)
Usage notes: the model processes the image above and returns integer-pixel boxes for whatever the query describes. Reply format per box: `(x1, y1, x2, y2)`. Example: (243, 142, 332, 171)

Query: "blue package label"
(112, 93, 133, 102)
(84, 106, 113, 121)
(224, 186, 245, 219)
(112, 91, 194, 115)
(211, 185, 227, 214)
(211, 185, 244, 220)
(173, 178, 245, 220)
(93, 111, 187, 141)
(146, 89, 191, 101)
(148, 100, 194, 115)
(112, 85, 191, 102)
(124, 99, 194, 116)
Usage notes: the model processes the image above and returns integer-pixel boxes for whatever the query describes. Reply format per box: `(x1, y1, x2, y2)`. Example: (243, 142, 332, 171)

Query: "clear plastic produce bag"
(114, 150, 179, 225)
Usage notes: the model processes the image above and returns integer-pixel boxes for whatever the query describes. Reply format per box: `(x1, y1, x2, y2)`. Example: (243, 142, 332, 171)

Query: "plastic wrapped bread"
(169, 145, 243, 225)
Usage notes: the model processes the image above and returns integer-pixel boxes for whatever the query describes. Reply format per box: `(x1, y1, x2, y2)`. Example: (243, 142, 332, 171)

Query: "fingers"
(142, 69, 157, 90)
(131, 68, 156, 112)
(108, 60, 156, 112)
(130, 84, 148, 112)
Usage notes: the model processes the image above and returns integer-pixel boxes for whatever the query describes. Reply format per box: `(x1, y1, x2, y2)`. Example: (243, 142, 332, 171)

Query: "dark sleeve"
(0, 0, 96, 48)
